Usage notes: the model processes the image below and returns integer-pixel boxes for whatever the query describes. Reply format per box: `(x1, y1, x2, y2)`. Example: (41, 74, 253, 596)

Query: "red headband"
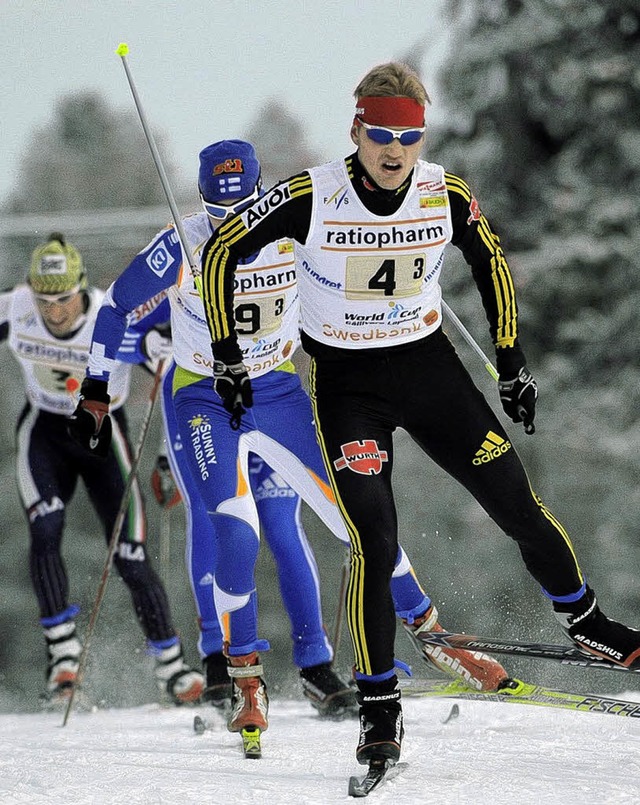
(355, 96, 425, 127)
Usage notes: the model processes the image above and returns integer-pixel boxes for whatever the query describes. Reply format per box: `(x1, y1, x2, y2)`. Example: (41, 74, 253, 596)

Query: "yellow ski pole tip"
(116, 42, 129, 56)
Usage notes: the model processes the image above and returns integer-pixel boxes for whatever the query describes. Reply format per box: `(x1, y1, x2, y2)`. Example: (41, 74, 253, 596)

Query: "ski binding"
(241, 726, 262, 759)
(348, 759, 406, 797)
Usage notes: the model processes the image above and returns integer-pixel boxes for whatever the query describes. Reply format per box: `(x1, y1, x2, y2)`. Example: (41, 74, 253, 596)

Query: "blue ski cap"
(198, 140, 262, 218)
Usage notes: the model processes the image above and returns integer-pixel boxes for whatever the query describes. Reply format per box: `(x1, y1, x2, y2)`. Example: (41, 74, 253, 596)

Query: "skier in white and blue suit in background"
(0, 234, 203, 706)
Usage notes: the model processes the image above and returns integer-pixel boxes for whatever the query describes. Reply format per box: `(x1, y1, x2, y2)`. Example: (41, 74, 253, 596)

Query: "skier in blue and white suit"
(125, 291, 357, 717)
(73, 141, 507, 733)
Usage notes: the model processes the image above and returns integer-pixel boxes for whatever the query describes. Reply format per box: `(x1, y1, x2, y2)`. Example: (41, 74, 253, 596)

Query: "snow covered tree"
(244, 100, 325, 189)
(1, 91, 180, 288)
(7, 91, 176, 213)
(421, 0, 640, 622)
(432, 0, 640, 380)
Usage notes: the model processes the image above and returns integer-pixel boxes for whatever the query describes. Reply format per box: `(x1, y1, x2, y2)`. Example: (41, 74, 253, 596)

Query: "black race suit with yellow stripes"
(201, 153, 585, 678)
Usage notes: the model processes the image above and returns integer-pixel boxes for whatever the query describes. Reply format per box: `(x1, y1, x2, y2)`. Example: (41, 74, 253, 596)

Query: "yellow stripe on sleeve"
(446, 173, 518, 348)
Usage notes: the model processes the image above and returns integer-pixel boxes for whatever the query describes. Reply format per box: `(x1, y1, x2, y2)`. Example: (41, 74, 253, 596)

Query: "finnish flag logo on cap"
(217, 176, 243, 195)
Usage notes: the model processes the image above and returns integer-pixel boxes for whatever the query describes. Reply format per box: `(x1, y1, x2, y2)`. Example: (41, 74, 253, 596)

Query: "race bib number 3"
(34, 365, 83, 395)
(345, 254, 426, 300)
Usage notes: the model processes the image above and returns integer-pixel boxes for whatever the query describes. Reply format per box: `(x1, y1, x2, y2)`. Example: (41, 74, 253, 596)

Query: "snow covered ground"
(1, 684, 639, 804)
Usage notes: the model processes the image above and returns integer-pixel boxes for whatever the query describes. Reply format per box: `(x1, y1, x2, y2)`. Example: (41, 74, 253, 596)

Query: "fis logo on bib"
(334, 440, 388, 475)
(324, 184, 349, 209)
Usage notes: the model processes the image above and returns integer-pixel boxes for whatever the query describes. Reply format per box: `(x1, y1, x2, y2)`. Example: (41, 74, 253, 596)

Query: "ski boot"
(153, 640, 204, 704)
(554, 586, 640, 669)
(300, 662, 358, 719)
(403, 603, 509, 690)
(202, 651, 232, 708)
(43, 618, 82, 703)
(355, 675, 404, 765)
(227, 651, 269, 759)
(227, 651, 269, 734)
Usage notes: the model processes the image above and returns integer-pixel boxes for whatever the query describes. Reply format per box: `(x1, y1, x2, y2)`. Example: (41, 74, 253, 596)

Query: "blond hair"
(353, 62, 430, 106)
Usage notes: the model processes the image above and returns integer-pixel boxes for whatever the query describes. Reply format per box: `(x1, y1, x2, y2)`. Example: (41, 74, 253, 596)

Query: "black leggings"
(307, 328, 583, 677)
(17, 405, 175, 641)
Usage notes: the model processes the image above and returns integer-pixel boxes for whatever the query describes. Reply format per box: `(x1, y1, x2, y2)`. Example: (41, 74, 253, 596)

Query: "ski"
(402, 677, 640, 718)
(193, 714, 209, 735)
(441, 702, 460, 724)
(195, 716, 263, 757)
(417, 631, 640, 673)
(241, 726, 262, 759)
(41, 687, 93, 713)
(348, 759, 406, 798)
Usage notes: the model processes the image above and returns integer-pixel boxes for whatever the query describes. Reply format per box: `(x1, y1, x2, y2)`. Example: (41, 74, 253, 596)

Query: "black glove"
(498, 366, 538, 435)
(213, 359, 253, 430)
(67, 378, 112, 458)
(151, 455, 182, 508)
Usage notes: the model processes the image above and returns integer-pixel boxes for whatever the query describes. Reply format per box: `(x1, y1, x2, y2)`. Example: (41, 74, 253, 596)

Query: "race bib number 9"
(345, 254, 426, 300)
(234, 295, 285, 337)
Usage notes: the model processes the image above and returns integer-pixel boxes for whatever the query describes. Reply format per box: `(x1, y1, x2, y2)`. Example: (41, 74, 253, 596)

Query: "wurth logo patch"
(333, 440, 389, 475)
(467, 196, 481, 224)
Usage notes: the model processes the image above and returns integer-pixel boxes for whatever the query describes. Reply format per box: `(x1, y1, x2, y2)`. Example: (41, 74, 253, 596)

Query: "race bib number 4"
(345, 254, 426, 300)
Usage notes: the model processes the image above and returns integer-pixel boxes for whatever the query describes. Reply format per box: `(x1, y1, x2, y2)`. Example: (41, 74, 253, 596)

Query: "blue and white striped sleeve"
(87, 226, 182, 381)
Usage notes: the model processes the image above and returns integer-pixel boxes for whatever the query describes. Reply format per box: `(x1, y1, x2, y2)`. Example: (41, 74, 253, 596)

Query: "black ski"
(348, 760, 406, 797)
(41, 687, 93, 713)
(441, 702, 460, 724)
(417, 631, 640, 673)
(193, 714, 209, 735)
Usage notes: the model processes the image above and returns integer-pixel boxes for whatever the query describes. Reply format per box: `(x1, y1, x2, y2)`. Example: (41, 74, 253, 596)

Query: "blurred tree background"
(1, 0, 639, 711)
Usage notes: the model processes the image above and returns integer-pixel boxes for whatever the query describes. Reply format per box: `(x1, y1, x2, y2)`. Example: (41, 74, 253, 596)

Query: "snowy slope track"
(1, 695, 639, 804)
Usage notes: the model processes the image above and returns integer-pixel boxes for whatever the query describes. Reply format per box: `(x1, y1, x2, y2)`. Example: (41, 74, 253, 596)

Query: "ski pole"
(159, 506, 171, 585)
(62, 359, 165, 726)
(115, 43, 200, 284)
(441, 299, 499, 382)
